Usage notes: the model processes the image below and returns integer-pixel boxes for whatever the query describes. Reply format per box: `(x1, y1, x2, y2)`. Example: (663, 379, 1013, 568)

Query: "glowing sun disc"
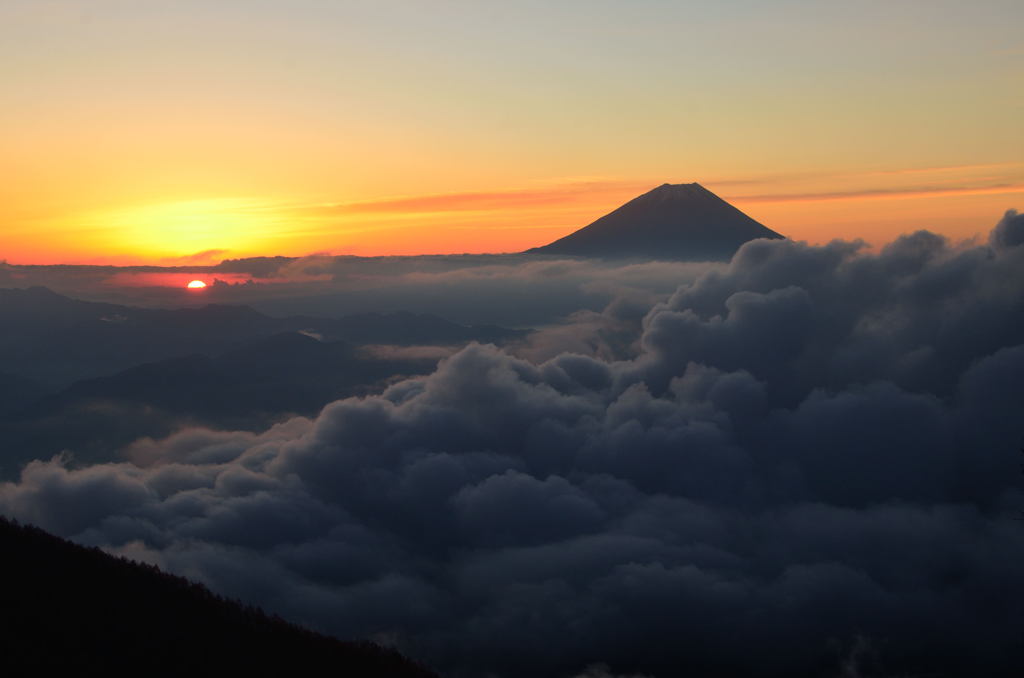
(187, 280, 207, 289)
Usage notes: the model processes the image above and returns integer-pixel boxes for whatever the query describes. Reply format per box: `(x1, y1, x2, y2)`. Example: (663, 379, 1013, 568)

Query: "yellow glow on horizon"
(3, 169, 1022, 264)
(2, 1, 1021, 264)
(82, 198, 290, 259)
(186, 280, 207, 289)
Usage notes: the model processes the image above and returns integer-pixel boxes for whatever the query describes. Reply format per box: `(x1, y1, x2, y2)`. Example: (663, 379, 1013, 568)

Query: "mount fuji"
(528, 182, 784, 260)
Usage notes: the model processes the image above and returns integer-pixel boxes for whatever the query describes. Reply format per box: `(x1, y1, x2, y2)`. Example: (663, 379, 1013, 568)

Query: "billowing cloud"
(3, 216, 1024, 677)
(990, 208, 1024, 250)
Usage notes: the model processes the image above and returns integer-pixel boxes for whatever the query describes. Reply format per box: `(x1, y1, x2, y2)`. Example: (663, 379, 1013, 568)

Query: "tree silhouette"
(0, 517, 438, 677)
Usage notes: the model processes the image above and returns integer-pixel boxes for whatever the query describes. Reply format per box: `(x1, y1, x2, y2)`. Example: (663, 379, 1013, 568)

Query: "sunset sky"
(2, 0, 1022, 264)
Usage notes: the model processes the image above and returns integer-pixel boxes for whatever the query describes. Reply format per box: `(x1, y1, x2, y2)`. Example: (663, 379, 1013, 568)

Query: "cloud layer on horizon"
(1, 254, 717, 328)
(3, 214, 1024, 677)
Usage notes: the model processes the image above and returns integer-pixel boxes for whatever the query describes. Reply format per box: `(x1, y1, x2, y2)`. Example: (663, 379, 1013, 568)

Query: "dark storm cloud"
(3, 216, 1024, 677)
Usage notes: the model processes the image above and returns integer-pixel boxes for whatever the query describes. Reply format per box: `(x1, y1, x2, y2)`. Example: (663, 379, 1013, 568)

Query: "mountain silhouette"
(528, 182, 784, 260)
(0, 332, 442, 473)
(0, 516, 438, 676)
(0, 287, 523, 388)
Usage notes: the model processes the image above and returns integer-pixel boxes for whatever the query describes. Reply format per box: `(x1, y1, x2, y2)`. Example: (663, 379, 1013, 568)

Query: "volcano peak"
(528, 182, 783, 261)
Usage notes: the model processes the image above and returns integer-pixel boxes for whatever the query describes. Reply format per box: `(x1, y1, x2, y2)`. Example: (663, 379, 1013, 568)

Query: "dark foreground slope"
(528, 182, 783, 260)
(0, 517, 438, 677)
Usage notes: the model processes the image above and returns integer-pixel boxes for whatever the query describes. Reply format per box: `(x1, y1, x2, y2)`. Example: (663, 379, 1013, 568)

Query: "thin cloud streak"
(728, 183, 1024, 204)
(865, 162, 1022, 176)
(299, 167, 1024, 219)
(302, 181, 656, 216)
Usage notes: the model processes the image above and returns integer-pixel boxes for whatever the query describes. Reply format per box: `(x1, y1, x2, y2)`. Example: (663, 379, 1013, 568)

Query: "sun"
(187, 280, 207, 289)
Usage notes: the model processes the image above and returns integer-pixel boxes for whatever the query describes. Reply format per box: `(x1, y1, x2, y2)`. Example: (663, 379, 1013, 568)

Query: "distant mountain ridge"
(0, 332, 442, 472)
(0, 286, 523, 388)
(528, 182, 784, 260)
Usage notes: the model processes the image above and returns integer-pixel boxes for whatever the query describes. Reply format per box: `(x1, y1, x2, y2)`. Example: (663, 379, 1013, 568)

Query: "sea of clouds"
(3, 211, 1024, 677)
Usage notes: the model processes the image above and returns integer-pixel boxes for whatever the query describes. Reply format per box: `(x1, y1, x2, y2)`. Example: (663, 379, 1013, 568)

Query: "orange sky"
(6, 169, 1020, 264)
(2, 1, 1022, 264)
